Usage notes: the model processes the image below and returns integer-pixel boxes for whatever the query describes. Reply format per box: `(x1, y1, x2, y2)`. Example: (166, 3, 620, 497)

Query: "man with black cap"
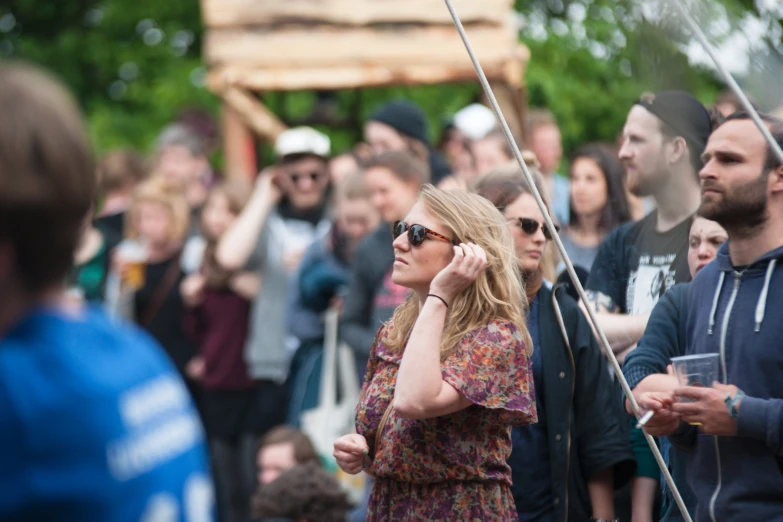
(364, 99, 452, 185)
(582, 90, 714, 521)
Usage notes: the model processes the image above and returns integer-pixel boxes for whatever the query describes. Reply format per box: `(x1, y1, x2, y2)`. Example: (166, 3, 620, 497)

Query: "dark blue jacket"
(513, 284, 635, 522)
(622, 283, 697, 521)
(675, 242, 783, 522)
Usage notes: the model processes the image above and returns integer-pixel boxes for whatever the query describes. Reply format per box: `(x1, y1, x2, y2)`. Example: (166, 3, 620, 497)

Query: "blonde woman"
(121, 177, 195, 378)
(333, 186, 537, 521)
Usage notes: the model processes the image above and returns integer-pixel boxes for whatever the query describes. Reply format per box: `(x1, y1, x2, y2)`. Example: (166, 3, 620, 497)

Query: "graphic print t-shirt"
(586, 211, 692, 315)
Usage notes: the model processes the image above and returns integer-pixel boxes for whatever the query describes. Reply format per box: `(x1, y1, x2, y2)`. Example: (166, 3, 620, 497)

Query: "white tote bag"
(301, 306, 361, 463)
(300, 306, 365, 503)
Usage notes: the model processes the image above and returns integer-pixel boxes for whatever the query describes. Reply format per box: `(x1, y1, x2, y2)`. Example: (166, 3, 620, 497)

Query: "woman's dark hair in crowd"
(252, 462, 352, 522)
(569, 143, 632, 234)
(257, 425, 320, 467)
(363, 150, 431, 185)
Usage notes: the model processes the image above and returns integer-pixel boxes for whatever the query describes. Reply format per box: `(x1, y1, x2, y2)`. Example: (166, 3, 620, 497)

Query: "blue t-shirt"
(0, 305, 214, 521)
(508, 296, 554, 521)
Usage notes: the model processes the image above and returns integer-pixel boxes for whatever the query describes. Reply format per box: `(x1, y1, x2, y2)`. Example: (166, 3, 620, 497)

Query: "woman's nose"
(392, 231, 409, 251)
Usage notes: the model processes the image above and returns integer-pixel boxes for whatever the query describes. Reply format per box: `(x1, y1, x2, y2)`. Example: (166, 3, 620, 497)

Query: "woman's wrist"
(426, 293, 449, 309)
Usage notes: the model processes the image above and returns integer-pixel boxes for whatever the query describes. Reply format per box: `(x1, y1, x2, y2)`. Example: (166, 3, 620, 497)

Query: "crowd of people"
(2, 57, 783, 522)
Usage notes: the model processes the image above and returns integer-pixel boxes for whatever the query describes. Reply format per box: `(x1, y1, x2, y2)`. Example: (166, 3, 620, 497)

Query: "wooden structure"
(200, 0, 530, 179)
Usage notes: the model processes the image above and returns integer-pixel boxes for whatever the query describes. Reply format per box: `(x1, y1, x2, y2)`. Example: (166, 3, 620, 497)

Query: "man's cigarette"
(636, 410, 655, 429)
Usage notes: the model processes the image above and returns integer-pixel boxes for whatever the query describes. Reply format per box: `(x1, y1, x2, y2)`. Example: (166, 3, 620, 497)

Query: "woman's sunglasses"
(393, 221, 458, 247)
(508, 217, 560, 240)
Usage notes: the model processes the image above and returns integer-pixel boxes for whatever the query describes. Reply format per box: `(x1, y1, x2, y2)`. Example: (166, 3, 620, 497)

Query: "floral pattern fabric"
(356, 319, 536, 521)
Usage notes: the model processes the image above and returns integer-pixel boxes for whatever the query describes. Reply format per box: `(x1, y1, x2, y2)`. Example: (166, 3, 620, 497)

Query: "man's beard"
(628, 172, 656, 197)
(698, 172, 768, 234)
(626, 160, 665, 198)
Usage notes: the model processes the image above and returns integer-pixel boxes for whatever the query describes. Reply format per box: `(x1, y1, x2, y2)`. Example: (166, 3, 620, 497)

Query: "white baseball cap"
(274, 126, 331, 159)
(453, 104, 497, 141)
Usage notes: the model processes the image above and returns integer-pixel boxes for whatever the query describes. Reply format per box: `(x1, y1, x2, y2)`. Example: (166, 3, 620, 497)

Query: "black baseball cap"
(634, 90, 713, 156)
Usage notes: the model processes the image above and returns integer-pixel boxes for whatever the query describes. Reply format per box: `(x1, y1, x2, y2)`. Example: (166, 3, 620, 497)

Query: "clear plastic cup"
(671, 353, 720, 398)
(117, 239, 148, 291)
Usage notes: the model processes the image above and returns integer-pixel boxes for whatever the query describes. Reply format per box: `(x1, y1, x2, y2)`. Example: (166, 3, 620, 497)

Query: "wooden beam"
(221, 86, 287, 143)
(207, 54, 528, 92)
(203, 25, 516, 68)
(222, 105, 256, 180)
(201, 0, 513, 28)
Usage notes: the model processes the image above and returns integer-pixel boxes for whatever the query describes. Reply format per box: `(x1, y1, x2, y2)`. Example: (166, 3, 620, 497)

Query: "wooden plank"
(222, 105, 257, 179)
(222, 87, 287, 142)
(207, 52, 528, 92)
(201, 0, 513, 28)
(204, 25, 516, 67)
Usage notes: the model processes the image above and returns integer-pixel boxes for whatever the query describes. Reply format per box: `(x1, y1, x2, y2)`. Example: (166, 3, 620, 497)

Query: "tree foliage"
(1, 0, 779, 163)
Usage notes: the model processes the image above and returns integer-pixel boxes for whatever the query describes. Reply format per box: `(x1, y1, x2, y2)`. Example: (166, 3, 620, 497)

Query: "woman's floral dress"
(356, 319, 537, 521)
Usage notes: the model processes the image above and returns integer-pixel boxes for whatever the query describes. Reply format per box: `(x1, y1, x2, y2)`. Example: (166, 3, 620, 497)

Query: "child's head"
(201, 180, 251, 242)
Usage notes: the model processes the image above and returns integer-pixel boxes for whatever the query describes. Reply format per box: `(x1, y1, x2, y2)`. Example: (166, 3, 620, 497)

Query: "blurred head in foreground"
(0, 61, 94, 329)
(252, 461, 351, 522)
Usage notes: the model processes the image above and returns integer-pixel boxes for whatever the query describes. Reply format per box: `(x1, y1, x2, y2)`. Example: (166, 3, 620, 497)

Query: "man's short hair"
(722, 111, 783, 172)
(0, 62, 95, 293)
(257, 425, 320, 467)
(526, 108, 558, 138)
(156, 123, 206, 158)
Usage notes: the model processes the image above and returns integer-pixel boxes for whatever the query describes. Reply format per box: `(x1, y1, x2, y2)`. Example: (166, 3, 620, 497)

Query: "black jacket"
(535, 283, 636, 522)
(339, 225, 398, 376)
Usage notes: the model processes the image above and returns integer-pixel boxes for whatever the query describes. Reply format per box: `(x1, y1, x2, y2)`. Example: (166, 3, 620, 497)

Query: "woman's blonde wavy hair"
(385, 185, 533, 358)
(126, 176, 190, 243)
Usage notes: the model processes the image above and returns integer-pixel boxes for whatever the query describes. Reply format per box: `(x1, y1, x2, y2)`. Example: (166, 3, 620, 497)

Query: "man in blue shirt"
(0, 62, 214, 521)
(643, 113, 783, 521)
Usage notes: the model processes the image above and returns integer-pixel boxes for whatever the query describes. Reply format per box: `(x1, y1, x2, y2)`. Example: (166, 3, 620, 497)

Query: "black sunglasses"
(508, 217, 560, 240)
(393, 221, 458, 247)
(288, 171, 324, 184)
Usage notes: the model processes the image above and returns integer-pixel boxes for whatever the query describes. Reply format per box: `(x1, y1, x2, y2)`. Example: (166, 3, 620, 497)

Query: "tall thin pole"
(442, 1, 694, 520)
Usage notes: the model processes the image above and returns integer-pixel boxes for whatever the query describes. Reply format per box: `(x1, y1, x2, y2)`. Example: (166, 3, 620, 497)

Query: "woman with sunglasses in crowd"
(334, 186, 537, 520)
(473, 167, 635, 522)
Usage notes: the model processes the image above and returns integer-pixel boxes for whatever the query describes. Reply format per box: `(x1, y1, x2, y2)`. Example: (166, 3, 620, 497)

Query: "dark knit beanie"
(634, 90, 713, 156)
(369, 100, 430, 145)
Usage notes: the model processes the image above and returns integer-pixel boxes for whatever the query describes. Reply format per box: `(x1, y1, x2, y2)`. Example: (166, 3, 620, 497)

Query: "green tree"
(1, 0, 778, 162)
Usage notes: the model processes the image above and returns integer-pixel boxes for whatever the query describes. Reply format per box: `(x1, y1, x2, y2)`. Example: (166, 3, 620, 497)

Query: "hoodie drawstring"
(708, 272, 725, 335)
(754, 259, 777, 332)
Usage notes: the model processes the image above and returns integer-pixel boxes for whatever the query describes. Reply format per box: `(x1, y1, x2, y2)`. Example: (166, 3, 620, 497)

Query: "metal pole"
(665, 0, 783, 164)
(442, 1, 694, 520)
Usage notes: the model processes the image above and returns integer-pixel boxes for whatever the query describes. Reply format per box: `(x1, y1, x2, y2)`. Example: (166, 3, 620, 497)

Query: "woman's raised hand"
(333, 433, 370, 475)
(429, 243, 488, 304)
